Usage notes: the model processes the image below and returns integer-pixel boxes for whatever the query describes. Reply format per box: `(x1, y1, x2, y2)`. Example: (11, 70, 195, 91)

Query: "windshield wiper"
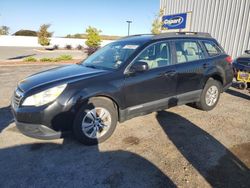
(85, 65, 98, 69)
(84, 64, 114, 71)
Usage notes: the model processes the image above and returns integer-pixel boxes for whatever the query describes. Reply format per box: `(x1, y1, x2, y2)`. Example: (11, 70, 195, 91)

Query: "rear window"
(202, 40, 222, 56)
(174, 40, 205, 63)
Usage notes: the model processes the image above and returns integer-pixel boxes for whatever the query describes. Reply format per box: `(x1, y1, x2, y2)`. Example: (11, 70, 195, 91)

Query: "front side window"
(203, 40, 222, 56)
(175, 40, 205, 63)
(82, 41, 146, 70)
(132, 41, 171, 70)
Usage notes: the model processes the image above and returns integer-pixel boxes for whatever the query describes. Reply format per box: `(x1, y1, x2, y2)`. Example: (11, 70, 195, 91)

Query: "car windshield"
(82, 41, 144, 70)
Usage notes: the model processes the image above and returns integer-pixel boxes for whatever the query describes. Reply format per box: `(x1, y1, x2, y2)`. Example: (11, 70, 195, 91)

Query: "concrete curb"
(0, 60, 82, 67)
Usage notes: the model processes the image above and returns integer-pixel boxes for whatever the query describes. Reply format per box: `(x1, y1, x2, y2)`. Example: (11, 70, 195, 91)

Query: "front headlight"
(22, 84, 67, 106)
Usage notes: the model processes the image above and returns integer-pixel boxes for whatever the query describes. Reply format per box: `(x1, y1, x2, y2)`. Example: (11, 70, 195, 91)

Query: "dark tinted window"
(174, 40, 205, 63)
(132, 41, 171, 69)
(203, 40, 222, 56)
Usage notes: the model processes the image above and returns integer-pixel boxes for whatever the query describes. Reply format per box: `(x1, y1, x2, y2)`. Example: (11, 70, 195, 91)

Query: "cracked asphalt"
(0, 64, 249, 188)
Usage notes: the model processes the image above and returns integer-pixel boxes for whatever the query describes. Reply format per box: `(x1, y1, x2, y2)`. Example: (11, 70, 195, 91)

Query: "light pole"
(126, 20, 132, 36)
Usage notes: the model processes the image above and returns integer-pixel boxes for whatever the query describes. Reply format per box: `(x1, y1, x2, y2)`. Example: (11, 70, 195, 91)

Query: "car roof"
(117, 34, 153, 43)
(152, 32, 212, 39)
(118, 32, 213, 43)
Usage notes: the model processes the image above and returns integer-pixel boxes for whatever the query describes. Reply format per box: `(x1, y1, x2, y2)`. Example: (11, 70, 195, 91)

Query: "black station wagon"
(11, 32, 234, 145)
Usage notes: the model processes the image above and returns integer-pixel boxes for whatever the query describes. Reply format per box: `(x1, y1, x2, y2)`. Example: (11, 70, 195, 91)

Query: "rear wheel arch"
(210, 74, 223, 85)
(204, 74, 224, 92)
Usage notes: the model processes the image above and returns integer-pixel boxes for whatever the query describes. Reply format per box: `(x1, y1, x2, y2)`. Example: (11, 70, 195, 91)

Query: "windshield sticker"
(123, 45, 139, 49)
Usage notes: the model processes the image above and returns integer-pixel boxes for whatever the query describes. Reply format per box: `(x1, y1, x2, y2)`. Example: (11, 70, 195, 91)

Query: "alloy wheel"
(205, 86, 219, 106)
(81, 107, 112, 139)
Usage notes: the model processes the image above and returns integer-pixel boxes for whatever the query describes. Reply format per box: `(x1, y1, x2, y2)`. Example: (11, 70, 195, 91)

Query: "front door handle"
(161, 70, 176, 77)
(203, 63, 209, 69)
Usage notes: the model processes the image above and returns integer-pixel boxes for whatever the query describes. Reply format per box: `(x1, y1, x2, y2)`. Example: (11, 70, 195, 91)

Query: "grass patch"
(40, 57, 54, 62)
(56, 55, 73, 61)
(24, 56, 37, 62)
(23, 55, 73, 62)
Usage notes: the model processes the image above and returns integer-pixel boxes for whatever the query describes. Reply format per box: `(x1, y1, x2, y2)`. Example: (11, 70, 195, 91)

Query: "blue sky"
(0, 0, 159, 36)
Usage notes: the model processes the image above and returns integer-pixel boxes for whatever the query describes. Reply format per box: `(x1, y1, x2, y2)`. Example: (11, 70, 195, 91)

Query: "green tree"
(151, 9, 164, 34)
(0, 26, 10, 35)
(85, 26, 102, 48)
(14, 29, 37, 36)
(37, 24, 52, 46)
(74, 33, 82, 38)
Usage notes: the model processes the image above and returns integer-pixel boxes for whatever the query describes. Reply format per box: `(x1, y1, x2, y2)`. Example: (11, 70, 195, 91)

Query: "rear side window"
(174, 40, 205, 63)
(202, 40, 222, 56)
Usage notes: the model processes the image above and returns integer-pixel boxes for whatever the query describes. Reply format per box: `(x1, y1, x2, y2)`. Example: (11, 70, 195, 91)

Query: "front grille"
(12, 88, 23, 108)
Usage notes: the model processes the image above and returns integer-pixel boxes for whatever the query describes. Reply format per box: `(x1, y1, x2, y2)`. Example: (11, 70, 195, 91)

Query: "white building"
(160, 0, 250, 58)
(0, 35, 113, 48)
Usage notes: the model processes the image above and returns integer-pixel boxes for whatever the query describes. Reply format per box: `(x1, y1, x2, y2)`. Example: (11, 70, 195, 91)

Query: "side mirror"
(130, 61, 149, 73)
(244, 50, 250, 54)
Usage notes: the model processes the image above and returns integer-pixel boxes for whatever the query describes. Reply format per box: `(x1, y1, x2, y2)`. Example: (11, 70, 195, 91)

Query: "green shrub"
(65, 44, 72, 50)
(38, 24, 52, 46)
(86, 47, 99, 55)
(76, 45, 83, 50)
(56, 55, 73, 61)
(24, 57, 37, 62)
(53, 44, 59, 50)
(39, 55, 72, 62)
(151, 9, 164, 34)
(85, 26, 102, 48)
(0, 26, 10, 35)
(40, 57, 54, 62)
(22, 55, 74, 62)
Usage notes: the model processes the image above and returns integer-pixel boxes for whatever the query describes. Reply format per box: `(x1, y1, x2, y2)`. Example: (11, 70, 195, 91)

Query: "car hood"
(18, 64, 109, 92)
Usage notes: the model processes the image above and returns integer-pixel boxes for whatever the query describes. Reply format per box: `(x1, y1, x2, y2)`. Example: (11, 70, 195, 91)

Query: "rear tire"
(196, 78, 222, 111)
(73, 97, 118, 145)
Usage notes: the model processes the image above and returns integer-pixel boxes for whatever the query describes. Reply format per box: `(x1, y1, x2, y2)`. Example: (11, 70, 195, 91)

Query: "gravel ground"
(0, 64, 249, 188)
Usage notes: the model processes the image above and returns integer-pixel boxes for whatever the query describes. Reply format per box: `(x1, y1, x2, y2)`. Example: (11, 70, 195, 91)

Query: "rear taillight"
(225, 56, 233, 64)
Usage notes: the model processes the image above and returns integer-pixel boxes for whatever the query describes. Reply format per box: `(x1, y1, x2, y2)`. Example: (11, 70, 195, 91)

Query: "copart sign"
(162, 13, 187, 29)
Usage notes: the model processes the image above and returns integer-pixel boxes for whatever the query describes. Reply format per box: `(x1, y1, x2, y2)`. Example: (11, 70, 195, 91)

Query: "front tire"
(73, 97, 118, 145)
(196, 78, 222, 111)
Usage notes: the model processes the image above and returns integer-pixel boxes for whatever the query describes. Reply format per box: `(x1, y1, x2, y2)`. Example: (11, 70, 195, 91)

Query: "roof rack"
(153, 32, 212, 39)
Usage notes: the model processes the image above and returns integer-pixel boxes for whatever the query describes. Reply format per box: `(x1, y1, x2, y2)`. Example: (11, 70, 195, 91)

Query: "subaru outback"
(11, 32, 233, 145)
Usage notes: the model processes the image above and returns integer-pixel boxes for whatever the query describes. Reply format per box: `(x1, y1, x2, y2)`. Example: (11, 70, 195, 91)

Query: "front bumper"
(11, 98, 75, 139)
(15, 120, 62, 140)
